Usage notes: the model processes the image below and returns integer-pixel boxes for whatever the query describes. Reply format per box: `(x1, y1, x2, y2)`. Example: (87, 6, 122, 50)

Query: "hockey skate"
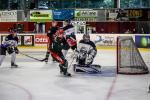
(59, 64, 71, 77)
(11, 62, 18, 68)
(45, 59, 48, 63)
(60, 70, 71, 77)
(41, 58, 48, 63)
(63, 71, 71, 77)
(52, 59, 57, 63)
(63, 67, 71, 77)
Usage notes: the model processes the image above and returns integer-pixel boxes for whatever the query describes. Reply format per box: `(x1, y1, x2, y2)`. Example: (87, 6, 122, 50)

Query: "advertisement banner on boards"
(52, 9, 74, 21)
(76, 34, 136, 47)
(30, 10, 52, 22)
(35, 34, 48, 46)
(106, 9, 150, 21)
(135, 35, 150, 48)
(75, 9, 98, 21)
(24, 36, 33, 46)
(21, 35, 34, 46)
(126, 9, 150, 21)
(94, 35, 116, 46)
(0, 10, 17, 22)
(75, 34, 116, 46)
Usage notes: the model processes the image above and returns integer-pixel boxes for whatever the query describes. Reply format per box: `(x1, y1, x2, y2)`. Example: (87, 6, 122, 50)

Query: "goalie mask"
(83, 34, 90, 42)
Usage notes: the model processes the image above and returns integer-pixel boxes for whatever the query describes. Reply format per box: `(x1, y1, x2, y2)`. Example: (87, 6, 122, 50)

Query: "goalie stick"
(19, 52, 44, 62)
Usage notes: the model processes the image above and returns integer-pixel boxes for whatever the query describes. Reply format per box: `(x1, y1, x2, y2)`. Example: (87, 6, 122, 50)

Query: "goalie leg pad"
(73, 64, 101, 73)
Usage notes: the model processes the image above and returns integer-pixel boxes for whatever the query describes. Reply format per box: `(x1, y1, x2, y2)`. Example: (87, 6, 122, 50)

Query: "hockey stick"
(19, 52, 44, 62)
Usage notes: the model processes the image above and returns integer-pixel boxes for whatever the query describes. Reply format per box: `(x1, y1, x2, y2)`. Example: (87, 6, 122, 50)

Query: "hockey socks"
(59, 64, 71, 77)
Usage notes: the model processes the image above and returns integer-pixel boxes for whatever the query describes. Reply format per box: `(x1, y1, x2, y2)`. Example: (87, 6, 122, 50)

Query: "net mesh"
(117, 36, 149, 74)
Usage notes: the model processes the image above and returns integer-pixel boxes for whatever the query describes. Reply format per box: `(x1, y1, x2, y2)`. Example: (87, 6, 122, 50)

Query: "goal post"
(117, 36, 149, 74)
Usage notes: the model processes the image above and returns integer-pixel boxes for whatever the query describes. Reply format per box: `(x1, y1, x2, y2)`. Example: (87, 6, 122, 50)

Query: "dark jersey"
(47, 26, 59, 44)
(51, 36, 66, 53)
(5, 34, 19, 43)
(0, 34, 18, 55)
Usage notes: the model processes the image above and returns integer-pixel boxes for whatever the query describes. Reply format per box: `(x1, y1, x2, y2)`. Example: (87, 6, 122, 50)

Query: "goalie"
(73, 34, 101, 73)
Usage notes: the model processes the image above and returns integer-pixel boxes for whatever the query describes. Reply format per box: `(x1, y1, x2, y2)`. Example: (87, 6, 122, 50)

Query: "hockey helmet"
(11, 29, 18, 36)
(83, 34, 90, 42)
(56, 29, 64, 36)
(64, 19, 71, 23)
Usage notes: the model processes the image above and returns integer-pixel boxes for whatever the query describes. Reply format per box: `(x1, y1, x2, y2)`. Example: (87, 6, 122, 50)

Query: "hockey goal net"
(117, 36, 149, 74)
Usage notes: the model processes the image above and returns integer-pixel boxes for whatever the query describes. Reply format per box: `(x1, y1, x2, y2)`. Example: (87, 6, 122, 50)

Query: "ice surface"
(0, 49, 150, 100)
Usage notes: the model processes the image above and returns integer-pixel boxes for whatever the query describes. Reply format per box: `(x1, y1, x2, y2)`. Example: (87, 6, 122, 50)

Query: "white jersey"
(77, 40, 97, 56)
(76, 40, 97, 65)
(63, 24, 75, 36)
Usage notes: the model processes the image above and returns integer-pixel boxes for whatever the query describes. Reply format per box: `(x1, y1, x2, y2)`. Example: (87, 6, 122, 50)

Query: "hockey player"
(74, 34, 101, 73)
(62, 20, 77, 57)
(42, 21, 59, 63)
(0, 32, 19, 68)
(48, 28, 71, 76)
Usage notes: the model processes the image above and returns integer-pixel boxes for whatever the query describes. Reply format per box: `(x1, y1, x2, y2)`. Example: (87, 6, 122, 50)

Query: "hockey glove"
(14, 47, 19, 54)
(67, 38, 77, 47)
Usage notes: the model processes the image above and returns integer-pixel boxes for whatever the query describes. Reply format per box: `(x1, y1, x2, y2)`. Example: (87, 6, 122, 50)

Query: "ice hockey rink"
(0, 47, 150, 100)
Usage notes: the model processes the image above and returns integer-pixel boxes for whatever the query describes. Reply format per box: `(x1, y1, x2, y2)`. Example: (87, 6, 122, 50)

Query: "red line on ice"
(105, 75, 118, 100)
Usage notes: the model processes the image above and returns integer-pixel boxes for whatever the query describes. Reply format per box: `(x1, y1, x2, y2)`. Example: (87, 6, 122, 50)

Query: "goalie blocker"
(73, 34, 101, 73)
